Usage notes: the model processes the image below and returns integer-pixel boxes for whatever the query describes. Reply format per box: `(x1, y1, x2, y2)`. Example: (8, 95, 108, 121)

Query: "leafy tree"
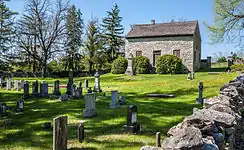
(206, 0, 244, 48)
(0, 0, 17, 70)
(83, 19, 104, 74)
(65, 4, 83, 71)
(102, 3, 124, 62)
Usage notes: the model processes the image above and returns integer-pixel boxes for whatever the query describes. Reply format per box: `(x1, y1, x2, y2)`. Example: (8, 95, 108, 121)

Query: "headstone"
(40, 82, 49, 97)
(20, 80, 25, 89)
(191, 72, 195, 79)
(0, 78, 3, 88)
(87, 87, 92, 94)
(75, 86, 82, 99)
(66, 71, 74, 95)
(119, 95, 126, 105)
(78, 81, 82, 88)
(83, 93, 96, 118)
(187, 73, 192, 80)
(17, 81, 21, 91)
(32, 80, 39, 97)
(125, 53, 135, 75)
(59, 94, 69, 102)
(84, 80, 88, 88)
(23, 82, 29, 99)
(53, 116, 67, 150)
(94, 71, 102, 92)
(16, 99, 24, 112)
(78, 121, 85, 143)
(156, 132, 161, 147)
(124, 105, 140, 133)
(0, 103, 7, 116)
(14, 80, 19, 90)
(110, 90, 120, 108)
(196, 82, 204, 104)
(6, 78, 12, 90)
(71, 83, 77, 98)
(53, 80, 61, 96)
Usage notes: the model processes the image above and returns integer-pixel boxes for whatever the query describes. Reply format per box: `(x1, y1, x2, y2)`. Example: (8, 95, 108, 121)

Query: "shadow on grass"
(198, 67, 227, 72)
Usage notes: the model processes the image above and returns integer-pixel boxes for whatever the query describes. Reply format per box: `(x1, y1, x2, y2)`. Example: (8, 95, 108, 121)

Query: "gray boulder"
(59, 94, 69, 102)
(204, 94, 231, 109)
(162, 126, 203, 150)
(140, 146, 162, 150)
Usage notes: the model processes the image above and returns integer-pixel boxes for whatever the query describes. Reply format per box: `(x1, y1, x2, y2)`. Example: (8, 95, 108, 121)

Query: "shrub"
(111, 56, 128, 74)
(230, 64, 244, 72)
(156, 54, 183, 74)
(217, 56, 227, 62)
(133, 56, 150, 74)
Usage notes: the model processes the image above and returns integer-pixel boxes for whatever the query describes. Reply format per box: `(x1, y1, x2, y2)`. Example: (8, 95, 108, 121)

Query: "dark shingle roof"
(126, 21, 198, 38)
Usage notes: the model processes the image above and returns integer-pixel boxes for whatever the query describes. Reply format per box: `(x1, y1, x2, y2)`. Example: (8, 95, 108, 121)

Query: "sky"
(7, 0, 239, 59)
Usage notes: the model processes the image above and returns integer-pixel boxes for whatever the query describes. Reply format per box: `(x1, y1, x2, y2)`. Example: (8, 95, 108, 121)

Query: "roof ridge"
(134, 20, 197, 26)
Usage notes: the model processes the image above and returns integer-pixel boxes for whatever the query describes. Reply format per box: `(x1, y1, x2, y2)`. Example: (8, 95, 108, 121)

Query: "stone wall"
(141, 74, 244, 150)
(125, 36, 201, 72)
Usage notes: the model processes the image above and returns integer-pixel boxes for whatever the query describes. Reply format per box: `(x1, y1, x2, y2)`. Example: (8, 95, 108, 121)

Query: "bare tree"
(16, 0, 69, 77)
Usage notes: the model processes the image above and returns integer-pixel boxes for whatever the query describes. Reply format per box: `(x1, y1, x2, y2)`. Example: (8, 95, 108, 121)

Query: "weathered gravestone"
(14, 80, 19, 90)
(119, 95, 126, 105)
(78, 81, 82, 88)
(66, 71, 74, 95)
(156, 132, 161, 147)
(23, 82, 30, 99)
(0, 103, 7, 116)
(83, 93, 96, 118)
(59, 94, 69, 102)
(53, 80, 61, 96)
(71, 83, 77, 98)
(20, 80, 25, 89)
(78, 121, 86, 143)
(187, 72, 192, 80)
(17, 81, 21, 91)
(110, 90, 120, 108)
(94, 71, 102, 92)
(124, 105, 140, 133)
(125, 53, 135, 75)
(53, 116, 67, 150)
(32, 80, 39, 97)
(40, 82, 49, 97)
(16, 99, 24, 112)
(196, 82, 204, 104)
(191, 72, 195, 79)
(0, 78, 3, 88)
(75, 86, 82, 99)
(84, 80, 88, 88)
(6, 78, 12, 90)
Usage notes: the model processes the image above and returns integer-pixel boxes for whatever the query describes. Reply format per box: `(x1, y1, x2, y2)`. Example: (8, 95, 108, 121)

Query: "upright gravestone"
(16, 99, 24, 112)
(0, 78, 3, 88)
(14, 80, 19, 90)
(110, 90, 120, 108)
(124, 105, 140, 133)
(17, 81, 22, 91)
(83, 93, 96, 118)
(84, 80, 88, 88)
(53, 80, 61, 96)
(23, 82, 30, 99)
(125, 53, 135, 75)
(78, 121, 85, 143)
(187, 73, 192, 80)
(20, 80, 25, 89)
(40, 82, 49, 97)
(66, 71, 74, 95)
(71, 83, 77, 98)
(76, 86, 82, 99)
(196, 82, 204, 104)
(0, 103, 7, 116)
(119, 95, 126, 105)
(53, 116, 67, 150)
(191, 72, 195, 80)
(94, 71, 102, 92)
(32, 80, 39, 97)
(6, 78, 12, 90)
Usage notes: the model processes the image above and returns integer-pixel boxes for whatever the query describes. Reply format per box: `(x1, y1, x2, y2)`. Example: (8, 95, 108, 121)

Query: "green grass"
(0, 72, 239, 150)
(211, 62, 228, 68)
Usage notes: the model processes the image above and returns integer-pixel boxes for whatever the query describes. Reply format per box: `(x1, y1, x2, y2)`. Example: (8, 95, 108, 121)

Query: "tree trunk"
(42, 56, 48, 77)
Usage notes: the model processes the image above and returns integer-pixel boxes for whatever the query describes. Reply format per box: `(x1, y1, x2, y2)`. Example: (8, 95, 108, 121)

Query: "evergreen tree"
(83, 19, 104, 74)
(0, 0, 17, 70)
(102, 3, 124, 62)
(65, 5, 83, 71)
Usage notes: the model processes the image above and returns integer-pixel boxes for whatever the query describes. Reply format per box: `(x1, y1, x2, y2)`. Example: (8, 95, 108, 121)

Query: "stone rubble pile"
(141, 74, 244, 150)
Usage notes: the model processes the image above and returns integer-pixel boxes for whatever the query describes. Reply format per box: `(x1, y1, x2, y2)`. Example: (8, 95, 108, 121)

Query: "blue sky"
(7, 0, 238, 59)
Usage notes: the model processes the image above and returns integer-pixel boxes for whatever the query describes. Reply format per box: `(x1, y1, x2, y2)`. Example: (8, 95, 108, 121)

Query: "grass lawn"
(0, 72, 239, 150)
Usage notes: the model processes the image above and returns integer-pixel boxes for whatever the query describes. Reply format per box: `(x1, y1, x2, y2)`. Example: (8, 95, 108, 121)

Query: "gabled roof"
(126, 21, 198, 39)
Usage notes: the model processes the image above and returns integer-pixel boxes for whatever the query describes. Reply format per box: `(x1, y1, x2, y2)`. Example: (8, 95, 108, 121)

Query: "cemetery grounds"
(0, 72, 239, 150)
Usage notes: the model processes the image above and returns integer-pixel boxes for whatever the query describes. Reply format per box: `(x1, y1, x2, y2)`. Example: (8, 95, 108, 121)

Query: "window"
(153, 51, 161, 66)
(136, 51, 142, 56)
(173, 50, 180, 58)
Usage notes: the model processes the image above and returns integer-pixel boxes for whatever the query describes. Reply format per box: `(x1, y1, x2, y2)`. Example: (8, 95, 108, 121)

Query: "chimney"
(151, 20, 155, 25)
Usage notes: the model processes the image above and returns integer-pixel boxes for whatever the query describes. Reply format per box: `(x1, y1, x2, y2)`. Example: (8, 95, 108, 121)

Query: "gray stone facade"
(125, 21, 201, 72)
